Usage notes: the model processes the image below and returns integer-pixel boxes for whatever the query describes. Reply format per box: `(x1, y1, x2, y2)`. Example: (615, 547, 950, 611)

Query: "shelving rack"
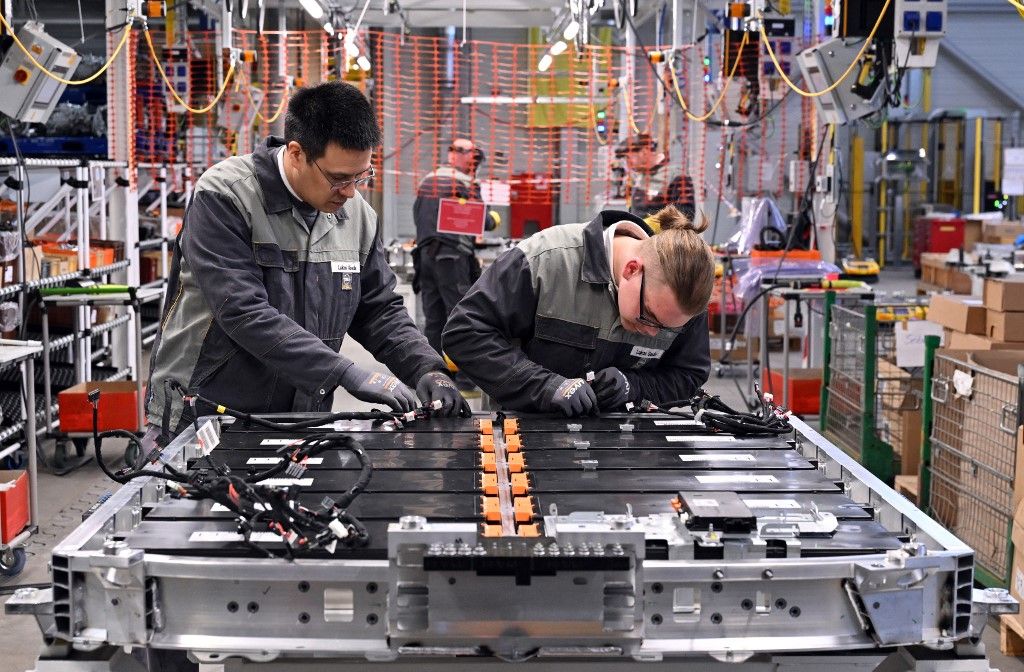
(0, 157, 141, 469)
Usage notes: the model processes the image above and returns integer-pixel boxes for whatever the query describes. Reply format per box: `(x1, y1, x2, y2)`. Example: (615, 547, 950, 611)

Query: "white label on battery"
(196, 420, 220, 456)
(331, 261, 360, 273)
(743, 498, 801, 509)
(691, 498, 719, 507)
(260, 438, 301, 446)
(211, 502, 268, 512)
(259, 478, 313, 487)
(666, 435, 737, 443)
(191, 531, 284, 543)
(695, 474, 778, 484)
(630, 345, 665, 359)
(679, 453, 755, 462)
(653, 419, 702, 426)
(246, 457, 324, 465)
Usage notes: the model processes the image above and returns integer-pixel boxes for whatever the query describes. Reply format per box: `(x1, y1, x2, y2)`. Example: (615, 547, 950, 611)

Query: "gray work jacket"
(412, 165, 480, 256)
(146, 137, 445, 430)
(442, 210, 710, 411)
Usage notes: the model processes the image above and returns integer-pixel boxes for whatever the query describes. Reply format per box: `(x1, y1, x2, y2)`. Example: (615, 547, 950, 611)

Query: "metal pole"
(973, 117, 983, 214)
(919, 334, 940, 514)
(22, 358, 37, 528)
(760, 291, 769, 400)
(14, 163, 26, 316)
(850, 134, 864, 259)
(819, 290, 836, 432)
(134, 300, 144, 431)
(783, 297, 791, 408)
(41, 307, 52, 432)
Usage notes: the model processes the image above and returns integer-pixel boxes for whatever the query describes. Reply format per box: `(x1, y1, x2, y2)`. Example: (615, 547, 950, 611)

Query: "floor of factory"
(1, 269, 1020, 671)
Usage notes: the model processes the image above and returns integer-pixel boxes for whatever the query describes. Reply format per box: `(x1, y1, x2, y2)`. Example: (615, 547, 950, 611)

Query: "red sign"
(436, 198, 487, 236)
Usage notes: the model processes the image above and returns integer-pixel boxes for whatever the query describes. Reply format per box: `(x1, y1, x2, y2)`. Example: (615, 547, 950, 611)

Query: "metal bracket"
(931, 378, 950, 404)
(968, 587, 1019, 639)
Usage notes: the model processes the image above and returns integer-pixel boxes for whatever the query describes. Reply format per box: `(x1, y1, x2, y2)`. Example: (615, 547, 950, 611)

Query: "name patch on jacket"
(331, 261, 360, 273)
(631, 345, 665, 360)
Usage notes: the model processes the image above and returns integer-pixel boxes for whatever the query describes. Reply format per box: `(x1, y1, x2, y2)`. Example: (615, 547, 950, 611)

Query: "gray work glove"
(339, 364, 417, 413)
(547, 377, 598, 417)
(416, 371, 471, 417)
(591, 367, 633, 411)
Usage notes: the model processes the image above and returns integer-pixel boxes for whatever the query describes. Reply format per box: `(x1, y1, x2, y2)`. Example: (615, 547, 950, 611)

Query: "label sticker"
(678, 453, 755, 462)
(695, 474, 778, 484)
(653, 419, 702, 426)
(260, 438, 301, 446)
(196, 420, 220, 456)
(259, 478, 314, 487)
(331, 261, 360, 273)
(691, 498, 719, 507)
(246, 457, 324, 465)
(666, 435, 737, 443)
(212, 502, 269, 512)
(743, 498, 801, 509)
(1016, 568, 1024, 599)
(630, 345, 665, 359)
(189, 530, 281, 543)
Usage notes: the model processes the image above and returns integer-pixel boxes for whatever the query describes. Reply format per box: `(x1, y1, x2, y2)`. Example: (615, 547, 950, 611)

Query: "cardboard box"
(984, 278, 1024, 312)
(928, 294, 987, 335)
(963, 217, 983, 250)
(987, 310, 1024, 343)
(944, 329, 1024, 350)
(1006, 496, 1024, 632)
(0, 470, 29, 544)
(876, 359, 923, 477)
(983, 221, 1024, 245)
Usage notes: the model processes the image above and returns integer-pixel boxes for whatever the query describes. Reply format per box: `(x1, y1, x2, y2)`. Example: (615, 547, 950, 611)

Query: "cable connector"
(285, 461, 307, 479)
(87, 388, 101, 408)
(328, 518, 350, 540)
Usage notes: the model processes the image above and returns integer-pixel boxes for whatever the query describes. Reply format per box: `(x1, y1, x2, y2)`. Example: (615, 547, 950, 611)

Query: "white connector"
(328, 518, 350, 539)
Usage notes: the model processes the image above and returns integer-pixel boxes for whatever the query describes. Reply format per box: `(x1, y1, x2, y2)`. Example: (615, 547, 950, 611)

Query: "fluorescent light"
(344, 31, 360, 57)
(241, 0, 249, 19)
(357, 55, 372, 71)
(549, 40, 568, 56)
(323, 22, 335, 36)
(299, 0, 324, 20)
(538, 53, 553, 72)
(563, 20, 580, 41)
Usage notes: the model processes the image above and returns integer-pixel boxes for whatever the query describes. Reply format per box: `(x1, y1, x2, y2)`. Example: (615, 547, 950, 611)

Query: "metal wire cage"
(924, 348, 1024, 588)
(821, 298, 928, 484)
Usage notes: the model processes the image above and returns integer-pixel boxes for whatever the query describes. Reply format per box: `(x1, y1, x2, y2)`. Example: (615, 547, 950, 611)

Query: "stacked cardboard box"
(919, 253, 972, 294)
(875, 359, 922, 477)
(984, 278, 1024, 345)
(982, 220, 1024, 244)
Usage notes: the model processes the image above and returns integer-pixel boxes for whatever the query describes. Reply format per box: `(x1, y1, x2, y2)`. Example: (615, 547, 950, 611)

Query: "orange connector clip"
(508, 452, 525, 473)
(479, 419, 493, 435)
(481, 496, 501, 522)
(513, 496, 535, 522)
(480, 473, 498, 495)
(518, 523, 541, 537)
(480, 434, 495, 452)
(481, 452, 496, 473)
(482, 524, 503, 537)
(510, 472, 529, 496)
(503, 418, 519, 435)
(505, 434, 522, 452)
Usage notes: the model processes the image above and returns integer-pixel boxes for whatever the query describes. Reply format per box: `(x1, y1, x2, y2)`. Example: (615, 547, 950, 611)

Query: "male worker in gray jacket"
(147, 82, 466, 438)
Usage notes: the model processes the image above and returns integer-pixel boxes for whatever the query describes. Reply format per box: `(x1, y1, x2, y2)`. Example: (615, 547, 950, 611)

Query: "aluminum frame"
(6, 413, 1017, 668)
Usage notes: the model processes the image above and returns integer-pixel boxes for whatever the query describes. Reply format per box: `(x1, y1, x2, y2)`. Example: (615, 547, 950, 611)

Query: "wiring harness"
(630, 385, 793, 437)
(89, 388, 375, 559)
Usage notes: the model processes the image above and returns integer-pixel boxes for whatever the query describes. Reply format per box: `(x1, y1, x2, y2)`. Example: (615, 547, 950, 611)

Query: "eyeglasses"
(636, 270, 686, 334)
(313, 161, 375, 192)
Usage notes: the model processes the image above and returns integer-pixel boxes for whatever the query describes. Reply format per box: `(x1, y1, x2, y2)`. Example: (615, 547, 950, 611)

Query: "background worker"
(412, 138, 495, 357)
(442, 206, 714, 416)
(146, 82, 467, 440)
(616, 134, 696, 222)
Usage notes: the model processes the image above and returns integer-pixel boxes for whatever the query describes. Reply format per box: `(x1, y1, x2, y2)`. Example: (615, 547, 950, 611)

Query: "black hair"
(284, 82, 382, 161)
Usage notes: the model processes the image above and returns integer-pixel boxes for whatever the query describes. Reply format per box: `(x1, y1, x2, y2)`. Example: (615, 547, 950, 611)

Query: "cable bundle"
(689, 386, 793, 436)
(90, 390, 374, 559)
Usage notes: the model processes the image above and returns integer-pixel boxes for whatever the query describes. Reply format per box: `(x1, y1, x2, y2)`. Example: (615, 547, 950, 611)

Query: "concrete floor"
(1, 274, 1021, 671)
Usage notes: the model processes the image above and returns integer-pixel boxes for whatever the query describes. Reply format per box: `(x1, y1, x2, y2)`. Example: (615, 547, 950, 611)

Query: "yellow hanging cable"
(142, 27, 235, 115)
(622, 84, 643, 135)
(588, 95, 609, 147)
(1008, 0, 1024, 12)
(758, 0, 891, 98)
(0, 12, 134, 85)
(246, 85, 289, 124)
(667, 31, 749, 123)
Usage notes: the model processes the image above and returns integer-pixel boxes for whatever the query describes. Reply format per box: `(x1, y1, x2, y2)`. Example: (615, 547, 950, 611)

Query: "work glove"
(416, 371, 471, 417)
(339, 364, 417, 413)
(591, 367, 633, 411)
(547, 377, 599, 417)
